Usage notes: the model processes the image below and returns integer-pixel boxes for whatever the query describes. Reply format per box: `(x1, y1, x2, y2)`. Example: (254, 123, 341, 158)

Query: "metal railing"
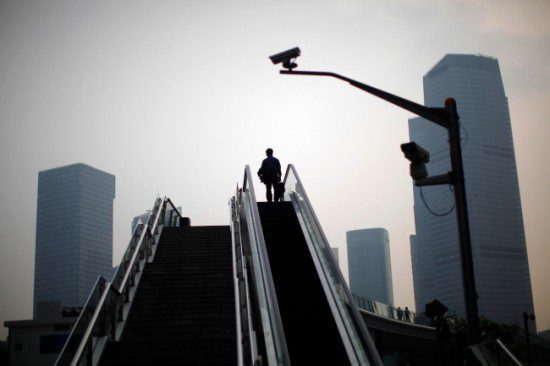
(283, 164, 383, 366)
(230, 165, 290, 366)
(55, 197, 183, 366)
(352, 294, 428, 325)
(229, 196, 245, 366)
(467, 339, 523, 365)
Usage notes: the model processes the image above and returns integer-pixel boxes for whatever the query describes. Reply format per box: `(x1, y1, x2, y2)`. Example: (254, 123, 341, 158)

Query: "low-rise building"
(4, 302, 79, 366)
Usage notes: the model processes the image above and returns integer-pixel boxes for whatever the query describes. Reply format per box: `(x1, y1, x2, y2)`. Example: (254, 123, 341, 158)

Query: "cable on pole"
(419, 185, 455, 217)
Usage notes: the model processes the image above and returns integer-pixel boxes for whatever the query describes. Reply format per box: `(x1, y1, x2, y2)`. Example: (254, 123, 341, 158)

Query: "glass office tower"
(409, 54, 535, 329)
(347, 228, 394, 305)
(33, 163, 115, 316)
(131, 211, 151, 234)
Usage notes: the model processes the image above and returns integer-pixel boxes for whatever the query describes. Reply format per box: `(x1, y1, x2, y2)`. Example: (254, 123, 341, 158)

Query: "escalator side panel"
(258, 202, 351, 366)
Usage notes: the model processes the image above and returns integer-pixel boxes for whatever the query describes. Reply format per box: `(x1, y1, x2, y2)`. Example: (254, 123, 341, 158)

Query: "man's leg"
(266, 182, 273, 202)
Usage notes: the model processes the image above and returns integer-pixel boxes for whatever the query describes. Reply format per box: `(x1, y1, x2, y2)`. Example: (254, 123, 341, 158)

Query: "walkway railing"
(352, 294, 429, 325)
(55, 197, 182, 366)
(468, 339, 523, 365)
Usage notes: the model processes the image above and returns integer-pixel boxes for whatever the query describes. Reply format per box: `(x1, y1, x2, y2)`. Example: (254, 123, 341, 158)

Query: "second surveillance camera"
(401, 142, 430, 180)
(401, 142, 430, 164)
(269, 47, 301, 70)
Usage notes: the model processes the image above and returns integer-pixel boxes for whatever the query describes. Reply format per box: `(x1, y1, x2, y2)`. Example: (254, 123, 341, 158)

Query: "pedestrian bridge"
(55, 164, 449, 366)
(355, 296, 437, 364)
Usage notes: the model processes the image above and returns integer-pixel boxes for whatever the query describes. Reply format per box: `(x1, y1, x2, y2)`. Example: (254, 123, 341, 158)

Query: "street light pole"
(446, 100, 481, 345)
(523, 311, 535, 366)
(279, 69, 481, 345)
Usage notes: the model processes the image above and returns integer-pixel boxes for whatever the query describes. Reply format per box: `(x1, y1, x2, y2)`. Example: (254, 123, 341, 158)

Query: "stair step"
(131, 302, 234, 311)
(143, 270, 232, 276)
(100, 339, 236, 366)
(124, 311, 234, 321)
(139, 277, 233, 284)
(139, 278, 232, 285)
(105, 338, 235, 350)
(124, 320, 235, 331)
(145, 263, 232, 269)
(122, 328, 236, 342)
(132, 286, 234, 294)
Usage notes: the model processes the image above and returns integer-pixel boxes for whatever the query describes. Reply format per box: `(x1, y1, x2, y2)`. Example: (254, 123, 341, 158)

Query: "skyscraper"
(33, 163, 115, 316)
(409, 54, 535, 329)
(347, 228, 394, 305)
(131, 211, 151, 234)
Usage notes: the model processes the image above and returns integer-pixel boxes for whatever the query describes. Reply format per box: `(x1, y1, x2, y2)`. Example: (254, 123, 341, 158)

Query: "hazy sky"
(1, 0, 549, 339)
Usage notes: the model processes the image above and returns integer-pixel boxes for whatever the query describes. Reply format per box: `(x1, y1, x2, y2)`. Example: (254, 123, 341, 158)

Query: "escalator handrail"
(241, 165, 290, 366)
(283, 164, 383, 366)
(55, 197, 180, 366)
(69, 279, 112, 366)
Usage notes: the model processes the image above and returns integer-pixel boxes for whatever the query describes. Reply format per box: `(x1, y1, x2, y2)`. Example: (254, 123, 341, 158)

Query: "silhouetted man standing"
(396, 307, 403, 321)
(257, 148, 281, 202)
(404, 307, 411, 322)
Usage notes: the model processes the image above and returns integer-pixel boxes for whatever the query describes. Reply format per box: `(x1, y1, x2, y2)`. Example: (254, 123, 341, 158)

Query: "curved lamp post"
(270, 47, 481, 345)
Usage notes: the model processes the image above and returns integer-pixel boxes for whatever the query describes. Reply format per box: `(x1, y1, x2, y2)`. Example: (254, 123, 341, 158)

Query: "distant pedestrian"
(404, 307, 411, 322)
(257, 148, 282, 202)
(396, 307, 403, 321)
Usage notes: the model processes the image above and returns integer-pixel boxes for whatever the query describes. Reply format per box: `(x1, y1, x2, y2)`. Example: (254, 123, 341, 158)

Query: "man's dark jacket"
(258, 156, 281, 184)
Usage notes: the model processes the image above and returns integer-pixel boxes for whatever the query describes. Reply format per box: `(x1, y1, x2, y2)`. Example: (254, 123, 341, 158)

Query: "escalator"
(233, 165, 382, 366)
(258, 202, 351, 365)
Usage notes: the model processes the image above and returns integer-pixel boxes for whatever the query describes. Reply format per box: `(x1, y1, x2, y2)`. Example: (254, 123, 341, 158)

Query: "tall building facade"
(347, 228, 394, 305)
(131, 211, 151, 234)
(409, 54, 534, 328)
(33, 163, 115, 316)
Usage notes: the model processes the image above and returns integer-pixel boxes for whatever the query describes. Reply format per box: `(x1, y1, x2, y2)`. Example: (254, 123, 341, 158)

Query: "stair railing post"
(86, 336, 93, 365)
(110, 294, 118, 340)
(146, 230, 152, 258)
(98, 306, 106, 338)
(117, 298, 124, 323)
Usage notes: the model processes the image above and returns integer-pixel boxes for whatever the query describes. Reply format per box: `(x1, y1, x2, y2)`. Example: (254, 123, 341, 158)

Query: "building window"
(40, 334, 68, 354)
(54, 324, 71, 331)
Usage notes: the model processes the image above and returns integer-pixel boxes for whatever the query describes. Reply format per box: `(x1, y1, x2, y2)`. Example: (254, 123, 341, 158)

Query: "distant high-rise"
(347, 228, 394, 305)
(33, 163, 115, 316)
(131, 211, 151, 234)
(409, 54, 534, 329)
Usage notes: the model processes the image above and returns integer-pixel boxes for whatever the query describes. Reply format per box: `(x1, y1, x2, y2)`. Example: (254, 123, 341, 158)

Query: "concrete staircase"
(99, 226, 237, 365)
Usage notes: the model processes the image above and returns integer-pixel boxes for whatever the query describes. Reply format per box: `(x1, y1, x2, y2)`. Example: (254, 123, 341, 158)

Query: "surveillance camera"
(401, 142, 430, 164)
(401, 142, 430, 180)
(269, 47, 301, 70)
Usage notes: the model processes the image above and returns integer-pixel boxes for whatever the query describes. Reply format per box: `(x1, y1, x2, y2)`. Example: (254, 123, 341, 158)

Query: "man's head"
(266, 148, 273, 156)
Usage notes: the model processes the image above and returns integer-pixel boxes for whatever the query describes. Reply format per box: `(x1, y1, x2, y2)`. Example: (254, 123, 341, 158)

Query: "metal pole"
(446, 98, 480, 344)
(523, 312, 533, 366)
